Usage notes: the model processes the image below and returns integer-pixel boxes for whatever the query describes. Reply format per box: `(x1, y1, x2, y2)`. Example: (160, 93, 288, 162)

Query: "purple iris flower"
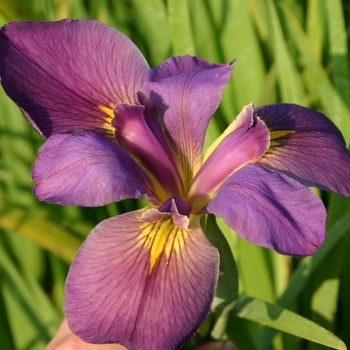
(1, 19, 350, 350)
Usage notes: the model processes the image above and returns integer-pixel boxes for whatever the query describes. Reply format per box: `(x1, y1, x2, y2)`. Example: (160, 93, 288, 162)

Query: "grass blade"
(167, 0, 195, 55)
(234, 296, 347, 350)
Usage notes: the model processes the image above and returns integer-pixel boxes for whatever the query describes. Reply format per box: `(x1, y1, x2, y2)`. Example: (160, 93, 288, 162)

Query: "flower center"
(158, 196, 192, 217)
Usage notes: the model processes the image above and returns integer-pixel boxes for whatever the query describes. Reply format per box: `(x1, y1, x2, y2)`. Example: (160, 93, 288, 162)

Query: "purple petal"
(207, 164, 326, 256)
(189, 105, 269, 210)
(65, 210, 219, 350)
(113, 103, 183, 199)
(0, 19, 149, 138)
(145, 55, 233, 183)
(32, 132, 153, 206)
(255, 104, 350, 195)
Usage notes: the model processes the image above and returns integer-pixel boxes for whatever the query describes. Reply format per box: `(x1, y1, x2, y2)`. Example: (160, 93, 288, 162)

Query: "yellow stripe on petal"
(268, 130, 295, 149)
(139, 217, 189, 274)
(99, 105, 115, 119)
(270, 130, 295, 140)
(98, 105, 115, 134)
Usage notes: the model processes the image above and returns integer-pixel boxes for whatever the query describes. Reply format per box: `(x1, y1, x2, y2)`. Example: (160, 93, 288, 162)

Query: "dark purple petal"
(113, 103, 183, 199)
(65, 210, 219, 350)
(207, 164, 326, 256)
(189, 105, 269, 210)
(255, 104, 350, 195)
(32, 132, 153, 206)
(145, 55, 233, 183)
(0, 19, 149, 138)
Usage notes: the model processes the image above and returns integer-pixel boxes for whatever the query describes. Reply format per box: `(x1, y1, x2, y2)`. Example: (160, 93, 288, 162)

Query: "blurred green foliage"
(0, 0, 350, 349)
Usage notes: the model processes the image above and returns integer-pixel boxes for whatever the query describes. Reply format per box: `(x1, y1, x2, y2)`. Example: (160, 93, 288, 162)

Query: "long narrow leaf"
(280, 2, 350, 144)
(234, 296, 347, 350)
(0, 205, 82, 263)
(258, 212, 350, 349)
(325, 0, 350, 109)
(167, 0, 195, 55)
(266, 0, 305, 104)
(0, 242, 60, 349)
(204, 215, 238, 339)
(129, 0, 170, 65)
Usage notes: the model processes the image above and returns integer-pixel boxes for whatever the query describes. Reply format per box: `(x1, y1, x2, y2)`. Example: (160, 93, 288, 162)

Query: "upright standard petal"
(207, 164, 326, 256)
(113, 103, 183, 199)
(255, 104, 350, 195)
(146, 56, 233, 185)
(189, 104, 270, 210)
(32, 132, 153, 206)
(65, 210, 219, 350)
(0, 20, 150, 137)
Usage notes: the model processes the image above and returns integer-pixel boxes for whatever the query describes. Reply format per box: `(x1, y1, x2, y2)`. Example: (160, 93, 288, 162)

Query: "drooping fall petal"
(65, 210, 219, 350)
(146, 55, 233, 184)
(255, 104, 350, 195)
(0, 19, 149, 138)
(32, 132, 153, 206)
(207, 164, 326, 256)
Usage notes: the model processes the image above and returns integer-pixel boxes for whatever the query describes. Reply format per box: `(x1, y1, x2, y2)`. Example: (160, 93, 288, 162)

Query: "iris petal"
(113, 103, 182, 199)
(255, 104, 350, 195)
(207, 164, 326, 256)
(189, 104, 270, 210)
(32, 132, 153, 206)
(203, 103, 255, 162)
(65, 210, 219, 350)
(0, 19, 149, 137)
(146, 55, 233, 185)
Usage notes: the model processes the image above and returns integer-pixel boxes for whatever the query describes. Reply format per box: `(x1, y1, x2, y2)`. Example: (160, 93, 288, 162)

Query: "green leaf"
(220, 0, 266, 113)
(258, 212, 350, 349)
(226, 314, 260, 350)
(48, 255, 68, 317)
(0, 241, 60, 349)
(188, 0, 222, 63)
(237, 239, 276, 303)
(247, 0, 269, 45)
(280, 1, 350, 144)
(281, 212, 350, 308)
(204, 214, 238, 339)
(306, 0, 325, 61)
(340, 233, 350, 347)
(266, 0, 305, 104)
(0, 278, 15, 350)
(0, 0, 46, 21)
(324, 0, 350, 109)
(167, 0, 195, 55)
(310, 243, 345, 321)
(307, 239, 345, 350)
(234, 296, 347, 349)
(256, 63, 278, 106)
(0, 205, 82, 263)
(129, 0, 170, 65)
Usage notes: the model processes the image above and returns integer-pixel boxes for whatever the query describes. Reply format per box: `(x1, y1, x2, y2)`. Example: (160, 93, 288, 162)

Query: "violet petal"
(207, 164, 326, 257)
(65, 210, 219, 350)
(189, 104, 269, 210)
(0, 19, 149, 138)
(255, 104, 350, 195)
(113, 103, 182, 198)
(146, 55, 232, 182)
(32, 132, 153, 206)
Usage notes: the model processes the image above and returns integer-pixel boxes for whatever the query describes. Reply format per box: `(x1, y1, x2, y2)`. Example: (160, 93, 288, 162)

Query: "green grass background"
(0, 0, 350, 349)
